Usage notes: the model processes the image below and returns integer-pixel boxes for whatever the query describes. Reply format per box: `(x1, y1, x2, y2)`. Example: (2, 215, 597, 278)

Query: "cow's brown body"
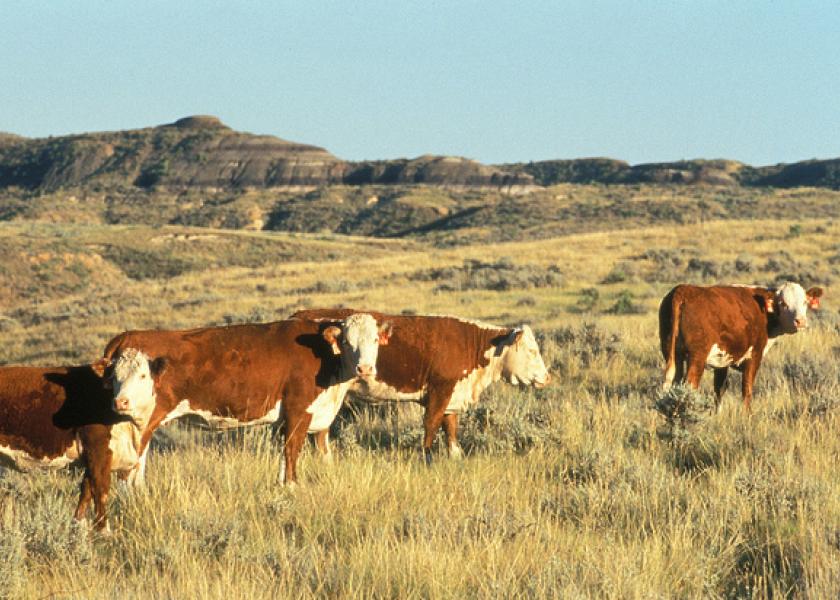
(659, 283, 819, 409)
(294, 309, 525, 462)
(0, 364, 132, 528)
(103, 319, 354, 482)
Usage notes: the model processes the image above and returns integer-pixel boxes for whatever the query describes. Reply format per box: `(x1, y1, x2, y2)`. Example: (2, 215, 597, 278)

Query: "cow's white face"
(499, 325, 551, 388)
(323, 313, 391, 380)
(109, 349, 167, 424)
(773, 282, 823, 333)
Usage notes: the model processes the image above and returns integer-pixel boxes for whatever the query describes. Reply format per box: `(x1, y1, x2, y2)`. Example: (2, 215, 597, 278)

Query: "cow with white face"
(499, 325, 551, 388)
(659, 281, 824, 410)
(772, 281, 822, 333)
(293, 309, 553, 463)
(110, 349, 167, 427)
(322, 312, 392, 379)
(101, 314, 388, 484)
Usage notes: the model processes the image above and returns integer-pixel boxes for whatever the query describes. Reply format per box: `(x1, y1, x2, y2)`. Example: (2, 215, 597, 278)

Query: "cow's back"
(293, 309, 508, 395)
(662, 285, 771, 359)
(105, 319, 338, 419)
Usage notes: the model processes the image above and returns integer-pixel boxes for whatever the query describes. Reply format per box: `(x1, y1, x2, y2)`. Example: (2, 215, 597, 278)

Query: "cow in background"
(659, 282, 824, 409)
(293, 309, 551, 463)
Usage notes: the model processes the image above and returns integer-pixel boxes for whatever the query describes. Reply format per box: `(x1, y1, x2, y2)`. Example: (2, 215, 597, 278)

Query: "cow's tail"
(659, 288, 683, 390)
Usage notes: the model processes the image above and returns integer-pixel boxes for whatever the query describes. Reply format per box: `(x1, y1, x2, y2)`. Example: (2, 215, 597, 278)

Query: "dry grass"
(1, 199, 839, 597)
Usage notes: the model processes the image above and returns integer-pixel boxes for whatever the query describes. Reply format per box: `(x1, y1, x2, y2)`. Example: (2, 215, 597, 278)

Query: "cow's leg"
(713, 367, 729, 410)
(441, 413, 463, 459)
(313, 430, 333, 464)
(422, 386, 454, 466)
(75, 427, 113, 530)
(89, 452, 113, 532)
(283, 410, 312, 484)
(674, 356, 687, 385)
(740, 358, 762, 413)
(74, 472, 93, 523)
(684, 352, 707, 390)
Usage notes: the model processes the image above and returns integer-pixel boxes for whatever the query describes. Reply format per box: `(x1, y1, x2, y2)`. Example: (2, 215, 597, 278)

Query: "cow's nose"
(356, 364, 374, 377)
(114, 397, 130, 411)
(795, 317, 807, 329)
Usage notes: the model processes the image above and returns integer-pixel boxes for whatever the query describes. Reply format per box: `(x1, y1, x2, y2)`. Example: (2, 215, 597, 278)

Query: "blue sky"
(3, 1, 839, 165)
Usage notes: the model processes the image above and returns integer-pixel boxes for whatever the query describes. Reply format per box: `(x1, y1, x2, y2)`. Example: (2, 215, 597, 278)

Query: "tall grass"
(0, 214, 839, 597)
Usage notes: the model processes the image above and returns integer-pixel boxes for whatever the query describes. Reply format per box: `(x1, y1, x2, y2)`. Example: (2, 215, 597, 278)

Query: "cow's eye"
(141, 374, 147, 379)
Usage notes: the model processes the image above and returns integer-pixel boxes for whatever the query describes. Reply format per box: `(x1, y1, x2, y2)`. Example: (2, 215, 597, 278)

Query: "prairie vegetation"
(0, 182, 839, 598)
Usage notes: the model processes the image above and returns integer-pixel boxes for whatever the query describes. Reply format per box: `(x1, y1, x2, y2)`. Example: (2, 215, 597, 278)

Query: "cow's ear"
(323, 326, 342, 355)
(756, 291, 774, 313)
(807, 286, 824, 309)
(378, 321, 393, 345)
(150, 357, 168, 377)
(91, 357, 111, 378)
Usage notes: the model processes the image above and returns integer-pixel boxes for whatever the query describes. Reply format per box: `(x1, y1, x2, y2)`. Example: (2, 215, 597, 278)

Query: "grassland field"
(1, 184, 839, 598)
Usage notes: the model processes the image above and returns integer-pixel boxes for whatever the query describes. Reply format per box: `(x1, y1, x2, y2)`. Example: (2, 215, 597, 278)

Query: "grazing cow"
(293, 309, 551, 463)
(659, 282, 824, 409)
(100, 314, 389, 484)
(0, 361, 141, 529)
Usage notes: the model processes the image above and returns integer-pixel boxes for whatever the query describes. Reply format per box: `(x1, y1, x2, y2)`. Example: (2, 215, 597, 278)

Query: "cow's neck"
(474, 333, 511, 388)
(766, 312, 786, 339)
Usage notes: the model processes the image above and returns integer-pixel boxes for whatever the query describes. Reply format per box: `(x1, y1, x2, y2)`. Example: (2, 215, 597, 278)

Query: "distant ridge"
(0, 116, 838, 191)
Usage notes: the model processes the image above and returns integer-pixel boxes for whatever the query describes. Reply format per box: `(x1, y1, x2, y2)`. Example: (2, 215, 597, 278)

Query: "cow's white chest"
(108, 422, 142, 472)
(705, 344, 753, 369)
(306, 382, 351, 433)
(161, 398, 283, 429)
(446, 366, 491, 414)
(0, 439, 81, 471)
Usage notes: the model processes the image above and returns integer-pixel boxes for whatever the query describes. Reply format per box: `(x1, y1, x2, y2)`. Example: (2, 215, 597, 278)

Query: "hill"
(503, 157, 840, 189)
(2, 117, 840, 192)
(0, 116, 531, 191)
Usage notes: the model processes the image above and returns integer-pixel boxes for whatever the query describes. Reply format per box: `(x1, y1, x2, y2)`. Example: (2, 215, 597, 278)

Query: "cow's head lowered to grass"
(769, 282, 824, 334)
(321, 313, 392, 380)
(497, 325, 551, 388)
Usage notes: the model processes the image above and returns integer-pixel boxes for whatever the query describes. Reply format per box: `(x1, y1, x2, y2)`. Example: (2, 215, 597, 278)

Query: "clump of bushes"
(457, 401, 556, 455)
(573, 287, 600, 313)
(539, 322, 622, 371)
(782, 355, 836, 394)
(410, 258, 563, 292)
(606, 290, 646, 315)
(653, 384, 715, 439)
(601, 262, 637, 284)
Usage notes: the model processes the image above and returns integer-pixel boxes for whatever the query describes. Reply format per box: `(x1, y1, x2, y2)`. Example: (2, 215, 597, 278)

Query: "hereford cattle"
(293, 309, 551, 463)
(100, 314, 389, 484)
(0, 361, 141, 529)
(659, 282, 824, 409)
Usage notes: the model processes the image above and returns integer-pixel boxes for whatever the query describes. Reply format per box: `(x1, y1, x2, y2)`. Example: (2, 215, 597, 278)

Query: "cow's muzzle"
(534, 373, 552, 389)
(356, 364, 375, 378)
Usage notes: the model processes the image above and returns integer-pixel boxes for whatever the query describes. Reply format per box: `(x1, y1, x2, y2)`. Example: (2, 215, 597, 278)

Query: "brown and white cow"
(100, 314, 388, 484)
(659, 282, 824, 409)
(0, 362, 141, 529)
(293, 309, 551, 463)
